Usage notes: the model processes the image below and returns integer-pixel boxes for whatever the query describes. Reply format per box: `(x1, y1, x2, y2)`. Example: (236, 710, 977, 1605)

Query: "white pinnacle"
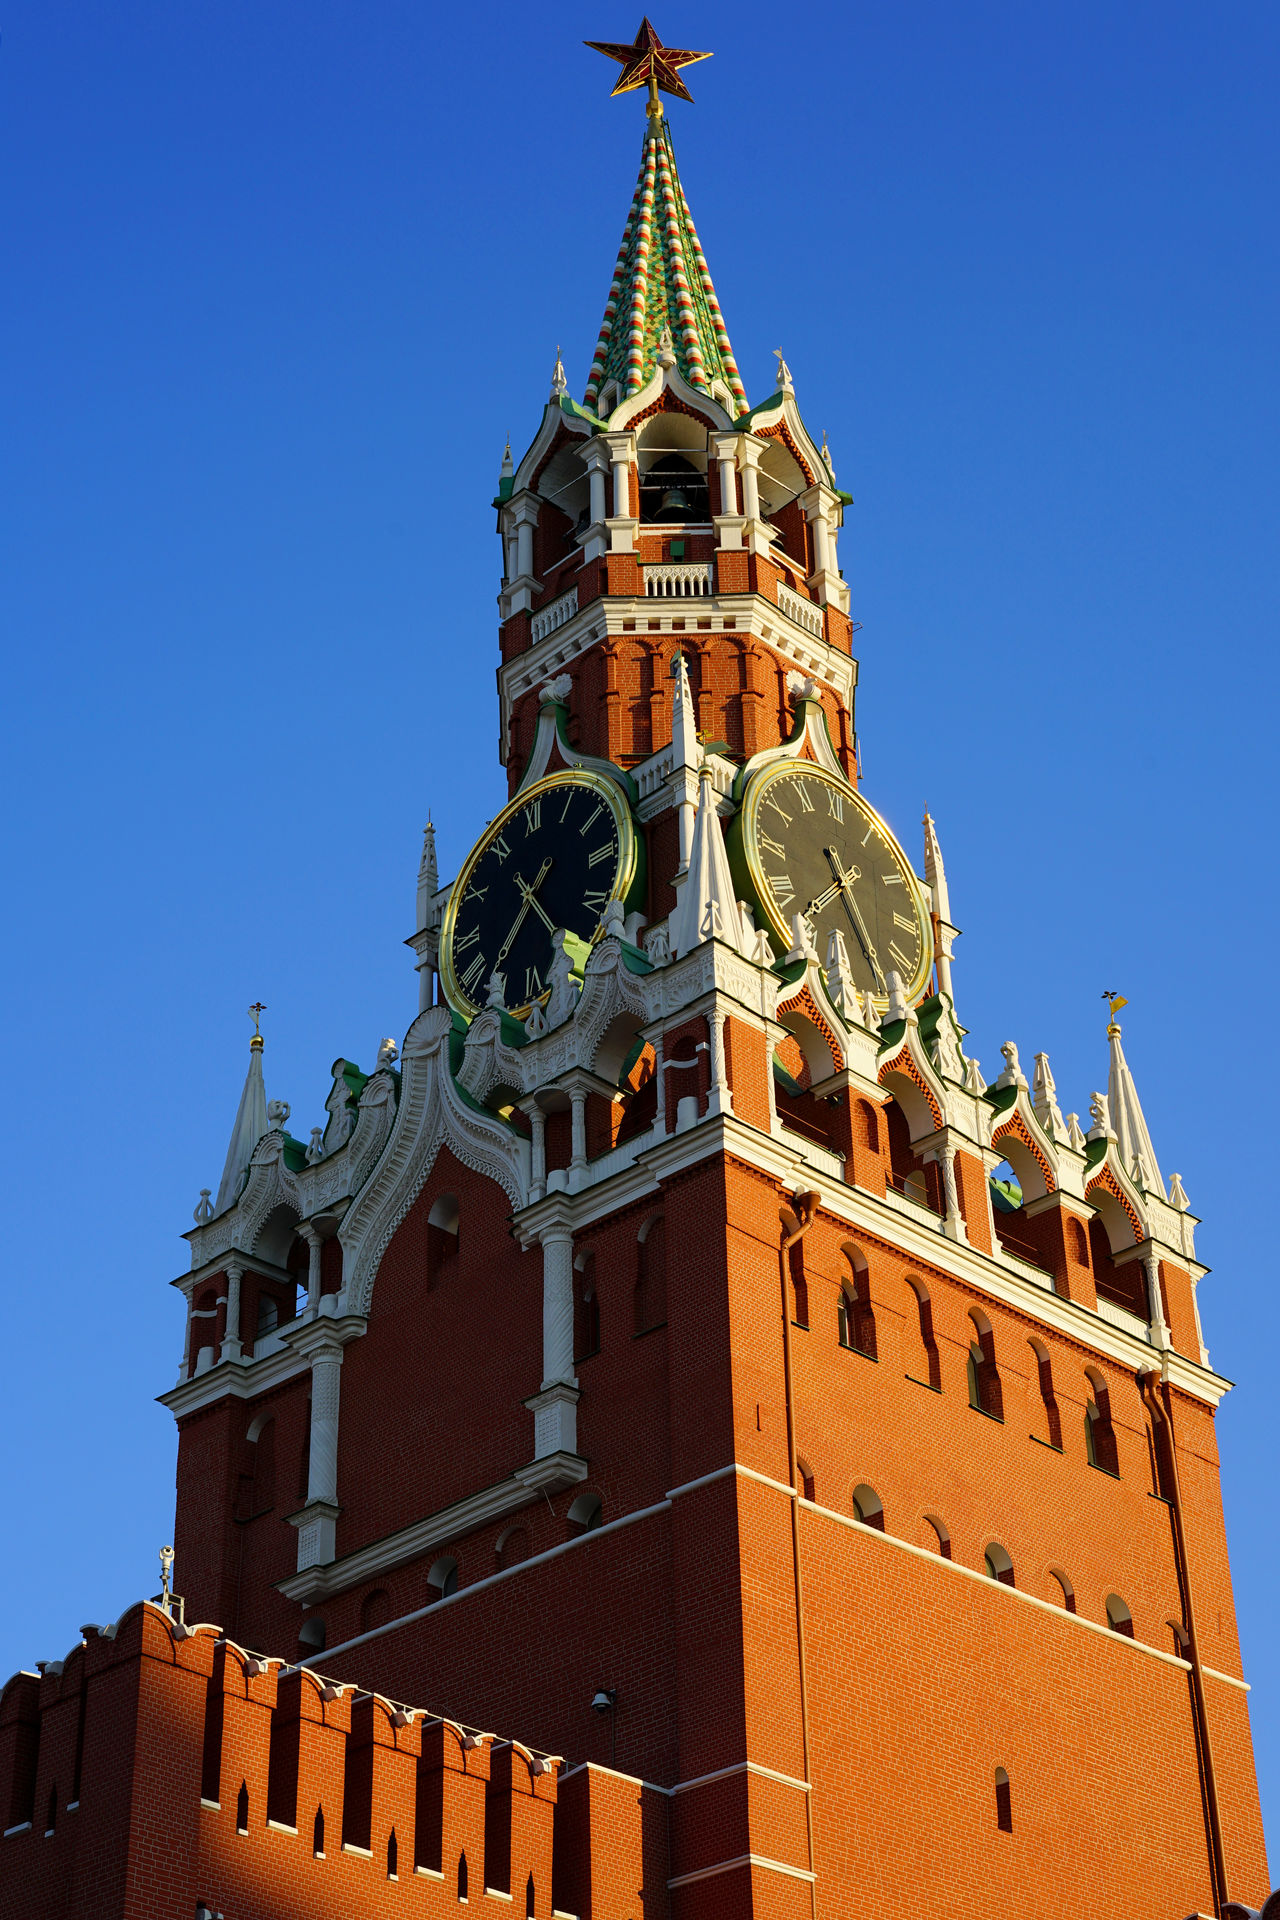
(214, 1034, 269, 1216)
(922, 810, 956, 1001)
(1107, 1016, 1163, 1194)
(668, 766, 750, 961)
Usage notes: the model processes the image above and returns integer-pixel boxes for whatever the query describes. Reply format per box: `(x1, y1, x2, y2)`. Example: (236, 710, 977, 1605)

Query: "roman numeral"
(768, 800, 793, 827)
(524, 966, 543, 999)
(583, 887, 609, 910)
(893, 910, 916, 932)
(580, 803, 605, 834)
(454, 927, 480, 952)
(491, 832, 512, 864)
(880, 870, 904, 887)
(523, 800, 542, 832)
(768, 874, 795, 908)
(758, 830, 786, 861)
(459, 955, 486, 992)
(826, 789, 844, 820)
(795, 783, 815, 813)
(587, 842, 614, 868)
(463, 882, 488, 904)
(861, 824, 876, 846)
(559, 790, 575, 822)
(889, 940, 915, 973)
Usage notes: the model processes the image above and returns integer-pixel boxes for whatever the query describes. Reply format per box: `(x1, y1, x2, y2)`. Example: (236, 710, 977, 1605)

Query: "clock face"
(735, 762, 933, 1007)
(440, 770, 638, 1020)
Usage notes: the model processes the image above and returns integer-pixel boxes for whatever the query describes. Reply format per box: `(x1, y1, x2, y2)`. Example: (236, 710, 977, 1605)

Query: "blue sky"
(2, 0, 1277, 1850)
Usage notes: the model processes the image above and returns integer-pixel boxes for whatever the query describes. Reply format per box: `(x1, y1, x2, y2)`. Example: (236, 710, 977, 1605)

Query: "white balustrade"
(776, 581, 825, 640)
(644, 562, 714, 599)
(530, 585, 579, 645)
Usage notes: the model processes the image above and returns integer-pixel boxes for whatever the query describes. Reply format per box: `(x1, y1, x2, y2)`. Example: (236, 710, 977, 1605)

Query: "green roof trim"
(1084, 1136, 1109, 1170)
(985, 1084, 1018, 1115)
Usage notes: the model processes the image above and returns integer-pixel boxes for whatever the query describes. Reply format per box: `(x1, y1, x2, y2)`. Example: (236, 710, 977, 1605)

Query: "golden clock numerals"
(523, 800, 542, 833)
(768, 873, 795, 908)
(459, 954, 486, 994)
(892, 910, 916, 932)
(587, 843, 614, 868)
(491, 832, 512, 864)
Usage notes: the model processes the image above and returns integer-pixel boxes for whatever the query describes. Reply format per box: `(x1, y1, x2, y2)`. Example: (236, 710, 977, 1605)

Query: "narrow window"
(1106, 1594, 1135, 1638)
(984, 1543, 1015, 1588)
(387, 1828, 398, 1878)
(787, 1238, 809, 1329)
(1085, 1370, 1120, 1477)
(428, 1556, 459, 1600)
(1070, 1218, 1089, 1266)
(923, 1514, 952, 1560)
(70, 1680, 87, 1805)
(568, 1493, 603, 1533)
(967, 1312, 1003, 1420)
(852, 1484, 884, 1531)
(995, 1767, 1012, 1832)
(526, 1871, 537, 1916)
(1049, 1569, 1077, 1614)
(859, 1100, 879, 1152)
(298, 1617, 326, 1660)
(1030, 1340, 1062, 1450)
(45, 1782, 58, 1837)
(313, 1805, 325, 1856)
(201, 1655, 225, 1803)
(236, 1781, 249, 1834)
(458, 1850, 469, 1901)
(838, 1248, 876, 1357)
(796, 1458, 816, 1503)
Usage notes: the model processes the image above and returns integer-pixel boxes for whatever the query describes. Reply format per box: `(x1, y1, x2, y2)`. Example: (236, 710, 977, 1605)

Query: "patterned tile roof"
(584, 115, 747, 418)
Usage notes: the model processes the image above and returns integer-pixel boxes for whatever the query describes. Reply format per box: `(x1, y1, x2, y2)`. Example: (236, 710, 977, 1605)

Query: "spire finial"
(247, 1001, 266, 1052)
(550, 346, 568, 397)
(585, 18, 712, 115)
(773, 349, 794, 392)
(1103, 988, 1129, 1036)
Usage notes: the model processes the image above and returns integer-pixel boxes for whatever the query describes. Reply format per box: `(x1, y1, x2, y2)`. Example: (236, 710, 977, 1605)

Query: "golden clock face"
(439, 770, 638, 1020)
(734, 761, 933, 1007)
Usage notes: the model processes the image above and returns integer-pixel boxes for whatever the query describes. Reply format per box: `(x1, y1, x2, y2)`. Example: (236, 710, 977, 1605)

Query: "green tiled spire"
(584, 116, 747, 417)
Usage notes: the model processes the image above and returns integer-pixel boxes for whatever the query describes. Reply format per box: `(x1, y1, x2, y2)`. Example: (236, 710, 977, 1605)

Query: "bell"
(658, 485, 692, 518)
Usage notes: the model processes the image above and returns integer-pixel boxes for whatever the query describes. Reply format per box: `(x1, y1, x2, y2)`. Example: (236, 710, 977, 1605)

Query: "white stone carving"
(777, 583, 824, 640)
(644, 562, 713, 598)
(1032, 1052, 1067, 1141)
(994, 1042, 1029, 1091)
(531, 592, 578, 647)
(267, 1099, 291, 1131)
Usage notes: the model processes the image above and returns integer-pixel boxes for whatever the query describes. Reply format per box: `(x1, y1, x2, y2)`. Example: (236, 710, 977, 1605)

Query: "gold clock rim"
(740, 760, 934, 1010)
(439, 768, 638, 1021)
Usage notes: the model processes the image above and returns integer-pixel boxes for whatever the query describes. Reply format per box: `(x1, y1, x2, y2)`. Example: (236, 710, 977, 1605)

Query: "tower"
(6, 23, 1268, 1920)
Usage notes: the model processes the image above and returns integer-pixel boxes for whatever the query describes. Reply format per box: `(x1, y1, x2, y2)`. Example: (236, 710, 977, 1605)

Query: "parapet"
(0, 1603, 667, 1919)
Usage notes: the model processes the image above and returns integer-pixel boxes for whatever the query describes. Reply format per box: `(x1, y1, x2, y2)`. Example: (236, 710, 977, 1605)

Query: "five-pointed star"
(585, 17, 712, 105)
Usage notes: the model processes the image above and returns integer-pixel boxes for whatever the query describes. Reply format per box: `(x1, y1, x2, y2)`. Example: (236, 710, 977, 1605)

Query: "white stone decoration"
(994, 1042, 1029, 1091)
(1032, 1053, 1067, 1141)
(376, 1037, 399, 1072)
(267, 1099, 291, 1132)
(1087, 1091, 1114, 1141)
(305, 1129, 324, 1165)
(215, 1038, 268, 1216)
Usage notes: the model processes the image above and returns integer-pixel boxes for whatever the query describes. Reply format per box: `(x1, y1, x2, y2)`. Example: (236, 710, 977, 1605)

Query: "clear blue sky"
(3, 0, 1277, 1849)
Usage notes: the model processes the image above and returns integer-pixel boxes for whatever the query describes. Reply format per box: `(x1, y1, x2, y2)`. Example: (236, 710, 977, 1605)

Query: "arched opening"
(1085, 1368, 1120, 1477)
(1029, 1339, 1062, 1451)
(1088, 1205, 1146, 1317)
(859, 1100, 880, 1153)
(923, 1514, 952, 1560)
(574, 1251, 600, 1362)
(995, 1767, 1012, 1832)
(903, 1276, 941, 1390)
(967, 1311, 1003, 1421)
(1106, 1593, 1135, 1638)
(497, 1525, 530, 1568)
(984, 1542, 1015, 1588)
(639, 451, 710, 525)
(190, 1286, 220, 1374)
(837, 1245, 876, 1359)
(428, 1556, 459, 1601)
(1168, 1619, 1191, 1658)
(313, 1804, 325, 1857)
(1048, 1568, 1076, 1614)
(879, 1084, 940, 1212)
(634, 1213, 667, 1332)
(255, 1293, 279, 1339)
(298, 1617, 327, 1659)
(427, 1194, 460, 1287)
(796, 1457, 816, 1503)
(568, 1493, 603, 1534)
(458, 1851, 469, 1901)
(526, 1870, 537, 1916)
(787, 1233, 809, 1330)
(387, 1828, 398, 1878)
(236, 1781, 249, 1834)
(852, 1484, 884, 1531)
(360, 1589, 392, 1635)
(1070, 1217, 1090, 1266)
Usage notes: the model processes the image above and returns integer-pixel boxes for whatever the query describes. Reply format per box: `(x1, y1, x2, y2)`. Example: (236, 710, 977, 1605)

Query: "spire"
(668, 764, 750, 959)
(670, 648, 699, 774)
(922, 810, 957, 1000)
(416, 818, 438, 932)
(583, 114, 747, 416)
(550, 346, 568, 398)
(1106, 1009, 1164, 1195)
(214, 1011, 269, 1216)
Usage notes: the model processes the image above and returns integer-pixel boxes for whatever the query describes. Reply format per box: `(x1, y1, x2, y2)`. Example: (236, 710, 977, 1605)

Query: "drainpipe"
(1140, 1364, 1229, 1915)
(780, 1189, 821, 1920)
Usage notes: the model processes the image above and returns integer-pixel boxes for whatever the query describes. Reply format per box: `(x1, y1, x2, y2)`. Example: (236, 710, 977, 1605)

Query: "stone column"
(569, 1091, 588, 1190)
(738, 436, 763, 523)
(1142, 1249, 1171, 1351)
(580, 439, 610, 529)
(220, 1260, 244, 1362)
(712, 434, 739, 516)
(521, 1101, 547, 1203)
(609, 443, 631, 519)
(516, 514, 535, 579)
(707, 1008, 732, 1118)
(540, 1225, 576, 1391)
(652, 1030, 668, 1138)
(307, 1344, 344, 1507)
(302, 1225, 323, 1313)
(940, 1143, 968, 1244)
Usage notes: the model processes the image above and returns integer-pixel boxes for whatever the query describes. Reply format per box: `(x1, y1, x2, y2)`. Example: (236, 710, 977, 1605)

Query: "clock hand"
(496, 859, 554, 965)
(516, 872, 557, 935)
(805, 878, 844, 917)
(823, 848, 885, 989)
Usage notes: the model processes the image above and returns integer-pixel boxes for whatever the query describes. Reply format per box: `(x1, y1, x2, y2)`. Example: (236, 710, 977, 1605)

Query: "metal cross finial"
(248, 1002, 266, 1035)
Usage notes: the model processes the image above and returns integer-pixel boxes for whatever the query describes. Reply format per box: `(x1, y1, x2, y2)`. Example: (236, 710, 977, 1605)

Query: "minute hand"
(825, 848, 885, 989)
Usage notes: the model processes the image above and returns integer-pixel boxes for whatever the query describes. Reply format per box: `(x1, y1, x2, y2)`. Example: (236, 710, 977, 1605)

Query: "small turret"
(1106, 1003, 1164, 1194)
(922, 810, 959, 1001)
(416, 819, 438, 933)
(214, 1008, 269, 1216)
(668, 765, 750, 960)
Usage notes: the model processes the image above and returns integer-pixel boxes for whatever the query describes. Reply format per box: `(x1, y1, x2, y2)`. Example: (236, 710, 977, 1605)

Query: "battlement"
(0, 1603, 666, 1920)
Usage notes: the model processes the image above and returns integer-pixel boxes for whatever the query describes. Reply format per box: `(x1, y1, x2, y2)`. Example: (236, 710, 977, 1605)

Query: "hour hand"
(824, 847, 885, 989)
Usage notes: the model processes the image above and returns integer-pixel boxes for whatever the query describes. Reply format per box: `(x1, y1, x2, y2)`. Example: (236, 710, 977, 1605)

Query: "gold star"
(585, 17, 712, 111)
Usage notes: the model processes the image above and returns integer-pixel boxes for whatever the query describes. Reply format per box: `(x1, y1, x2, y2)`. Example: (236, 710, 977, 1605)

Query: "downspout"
(780, 1190, 821, 1920)
(1140, 1363, 1229, 1915)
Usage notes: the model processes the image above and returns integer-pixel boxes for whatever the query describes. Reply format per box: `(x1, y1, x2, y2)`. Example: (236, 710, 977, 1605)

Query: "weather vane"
(1102, 990, 1128, 1030)
(585, 17, 712, 117)
(248, 1001, 266, 1052)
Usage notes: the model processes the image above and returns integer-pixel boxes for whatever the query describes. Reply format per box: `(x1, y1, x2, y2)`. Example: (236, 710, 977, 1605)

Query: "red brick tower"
(7, 23, 1268, 1920)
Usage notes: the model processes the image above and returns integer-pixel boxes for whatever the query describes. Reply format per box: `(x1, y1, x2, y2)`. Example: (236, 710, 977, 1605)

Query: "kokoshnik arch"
(1, 20, 1271, 1920)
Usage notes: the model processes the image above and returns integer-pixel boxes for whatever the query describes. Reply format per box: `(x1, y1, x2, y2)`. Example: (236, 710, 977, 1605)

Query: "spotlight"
(591, 1688, 616, 1714)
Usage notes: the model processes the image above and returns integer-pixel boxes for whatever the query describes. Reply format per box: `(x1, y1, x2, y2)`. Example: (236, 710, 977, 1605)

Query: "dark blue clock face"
(444, 776, 630, 1015)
